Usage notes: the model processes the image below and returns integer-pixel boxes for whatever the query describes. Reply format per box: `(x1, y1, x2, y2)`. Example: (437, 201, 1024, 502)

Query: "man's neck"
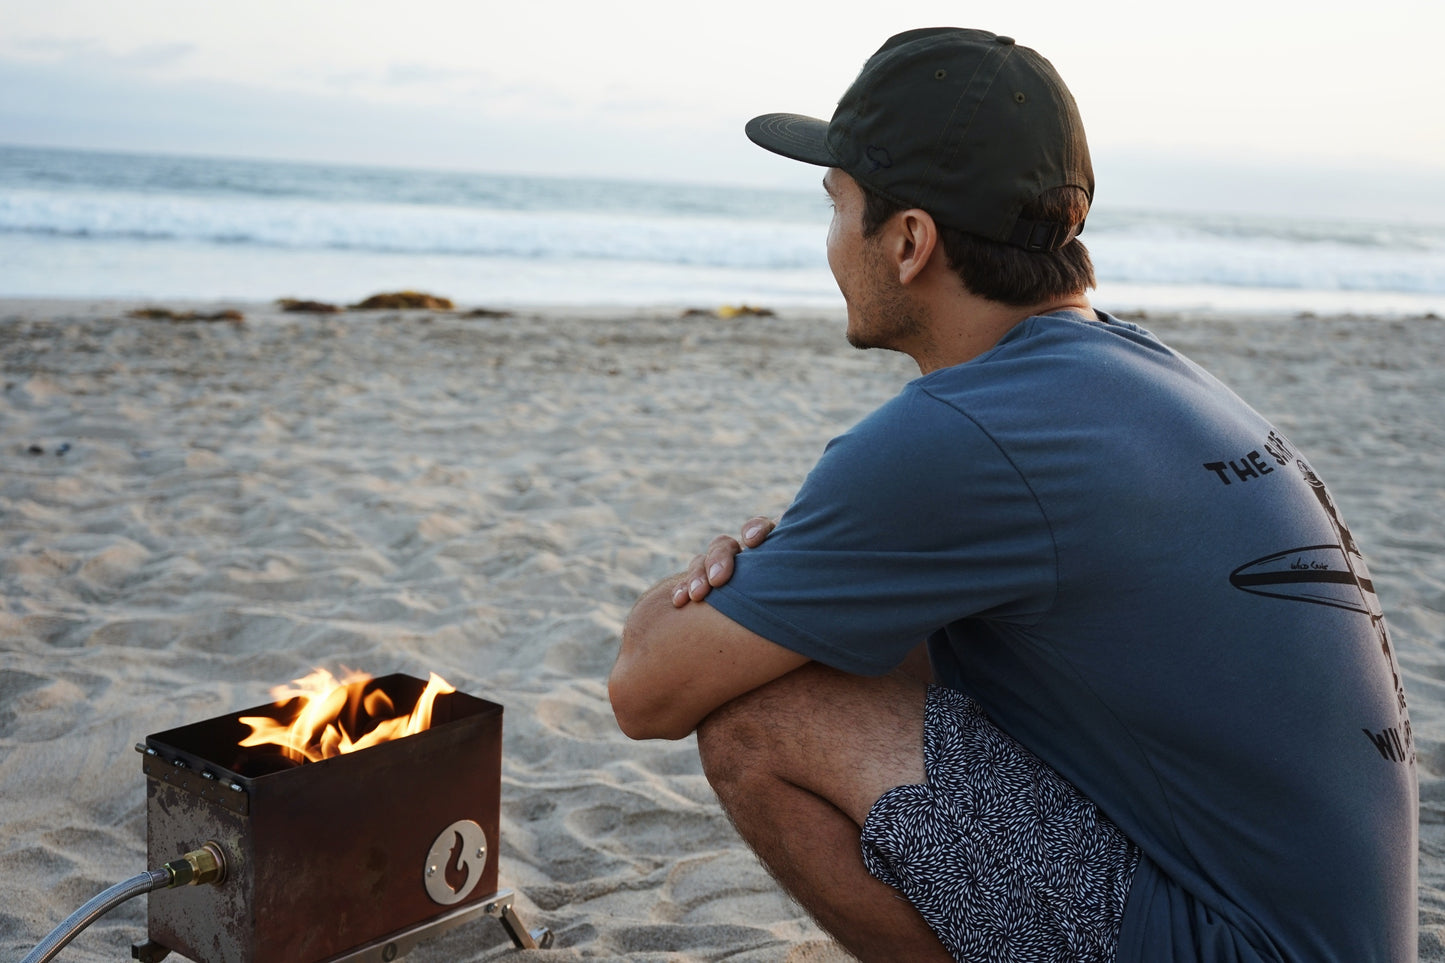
(909, 293, 1095, 375)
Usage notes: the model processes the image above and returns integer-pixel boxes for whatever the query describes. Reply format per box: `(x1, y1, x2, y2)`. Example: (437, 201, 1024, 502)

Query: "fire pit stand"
(130, 675, 552, 962)
(133, 890, 547, 962)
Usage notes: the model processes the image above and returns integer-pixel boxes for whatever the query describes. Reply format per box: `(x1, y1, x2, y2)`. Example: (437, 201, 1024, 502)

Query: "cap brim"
(745, 113, 835, 166)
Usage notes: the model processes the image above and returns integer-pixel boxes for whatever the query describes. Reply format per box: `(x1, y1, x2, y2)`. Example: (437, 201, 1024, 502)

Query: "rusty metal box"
(140, 675, 503, 963)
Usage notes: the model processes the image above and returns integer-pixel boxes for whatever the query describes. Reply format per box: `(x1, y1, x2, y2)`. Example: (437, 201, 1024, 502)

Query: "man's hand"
(611, 513, 802, 740)
(673, 515, 776, 606)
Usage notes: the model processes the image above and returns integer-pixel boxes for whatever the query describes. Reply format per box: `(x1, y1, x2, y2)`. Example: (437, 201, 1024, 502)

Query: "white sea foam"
(1088, 218, 1445, 295)
(2, 145, 1443, 310)
(0, 189, 825, 269)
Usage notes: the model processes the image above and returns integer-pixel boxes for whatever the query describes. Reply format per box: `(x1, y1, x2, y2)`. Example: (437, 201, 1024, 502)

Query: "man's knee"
(696, 665, 825, 805)
(696, 688, 773, 802)
(695, 664, 928, 818)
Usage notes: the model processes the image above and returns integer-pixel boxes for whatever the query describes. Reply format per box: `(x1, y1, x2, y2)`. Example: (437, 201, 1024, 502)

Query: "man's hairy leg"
(696, 662, 953, 962)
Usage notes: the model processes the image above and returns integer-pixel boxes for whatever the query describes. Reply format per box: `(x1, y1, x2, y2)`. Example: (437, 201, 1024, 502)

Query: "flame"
(238, 668, 456, 764)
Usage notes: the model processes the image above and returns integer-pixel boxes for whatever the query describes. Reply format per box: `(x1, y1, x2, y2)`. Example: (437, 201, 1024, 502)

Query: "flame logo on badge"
(423, 819, 487, 905)
(445, 830, 470, 894)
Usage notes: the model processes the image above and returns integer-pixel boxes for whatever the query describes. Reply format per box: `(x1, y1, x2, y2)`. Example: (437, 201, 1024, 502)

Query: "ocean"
(3, 143, 1443, 315)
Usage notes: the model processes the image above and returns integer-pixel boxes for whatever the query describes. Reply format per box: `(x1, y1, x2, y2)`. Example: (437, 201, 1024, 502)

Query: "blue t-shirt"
(707, 311, 1417, 962)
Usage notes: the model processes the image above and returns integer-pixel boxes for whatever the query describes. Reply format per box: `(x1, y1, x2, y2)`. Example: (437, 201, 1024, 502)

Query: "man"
(609, 27, 1417, 962)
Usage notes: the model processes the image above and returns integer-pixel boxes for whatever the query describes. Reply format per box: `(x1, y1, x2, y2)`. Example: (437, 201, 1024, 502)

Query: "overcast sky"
(2, 0, 1443, 220)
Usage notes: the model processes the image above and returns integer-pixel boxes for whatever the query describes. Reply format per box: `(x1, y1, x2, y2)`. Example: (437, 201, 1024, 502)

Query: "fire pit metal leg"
(486, 890, 555, 950)
(298, 890, 550, 961)
(130, 939, 171, 962)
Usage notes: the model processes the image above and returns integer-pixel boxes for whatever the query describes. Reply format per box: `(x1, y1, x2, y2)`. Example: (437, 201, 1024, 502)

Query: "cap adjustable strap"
(1007, 217, 1085, 252)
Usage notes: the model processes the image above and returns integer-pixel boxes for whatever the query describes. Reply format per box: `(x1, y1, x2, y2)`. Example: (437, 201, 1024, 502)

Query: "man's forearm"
(609, 572, 809, 741)
(610, 572, 699, 739)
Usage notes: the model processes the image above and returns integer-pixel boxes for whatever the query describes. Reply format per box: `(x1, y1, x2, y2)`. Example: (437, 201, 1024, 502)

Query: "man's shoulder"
(842, 380, 998, 450)
(985, 309, 1169, 365)
(812, 382, 1032, 509)
(916, 310, 1201, 413)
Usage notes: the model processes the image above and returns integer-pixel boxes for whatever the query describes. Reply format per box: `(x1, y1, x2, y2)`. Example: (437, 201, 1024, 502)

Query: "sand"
(1, 299, 1442, 961)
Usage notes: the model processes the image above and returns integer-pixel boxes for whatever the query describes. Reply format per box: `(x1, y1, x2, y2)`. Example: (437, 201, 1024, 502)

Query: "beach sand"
(2, 299, 1442, 961)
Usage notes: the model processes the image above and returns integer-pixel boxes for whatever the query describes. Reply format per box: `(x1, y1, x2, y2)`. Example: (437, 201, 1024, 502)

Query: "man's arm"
(609, 516, 809, 741)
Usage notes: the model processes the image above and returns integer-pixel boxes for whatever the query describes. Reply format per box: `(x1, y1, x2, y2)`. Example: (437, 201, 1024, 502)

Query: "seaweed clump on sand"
(128, 307, 245, 323)
(350, 291, 455, 310)
(277, 298, 342, 313)
(681, 304, 776, 319)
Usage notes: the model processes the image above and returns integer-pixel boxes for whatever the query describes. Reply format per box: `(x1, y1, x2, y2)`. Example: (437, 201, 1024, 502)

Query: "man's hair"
(860, 184, 1096, 307)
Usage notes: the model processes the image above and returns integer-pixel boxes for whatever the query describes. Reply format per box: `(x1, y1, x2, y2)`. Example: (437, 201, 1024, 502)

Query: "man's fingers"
(741, 516, 776, 547)
(674, 523, 771, 607)
(673, 553, 707, 607)
(705, 536, 742, 587)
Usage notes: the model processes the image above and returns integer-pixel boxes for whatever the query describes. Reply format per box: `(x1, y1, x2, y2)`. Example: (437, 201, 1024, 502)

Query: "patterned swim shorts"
(860, 685, 1140, 963)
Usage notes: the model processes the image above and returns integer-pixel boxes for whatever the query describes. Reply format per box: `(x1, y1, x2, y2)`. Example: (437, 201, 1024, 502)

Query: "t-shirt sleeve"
(705, 386, 1057, 676)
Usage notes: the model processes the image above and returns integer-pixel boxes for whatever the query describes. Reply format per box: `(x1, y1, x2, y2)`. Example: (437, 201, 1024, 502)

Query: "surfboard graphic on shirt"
(1230, 454, 1383, 620)
(1228, 544, 1378, 614)
(1228, 449, 1410, 764)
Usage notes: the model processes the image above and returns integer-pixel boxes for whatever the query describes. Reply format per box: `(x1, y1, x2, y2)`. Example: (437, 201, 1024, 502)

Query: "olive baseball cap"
(746, 27, 1092, 251)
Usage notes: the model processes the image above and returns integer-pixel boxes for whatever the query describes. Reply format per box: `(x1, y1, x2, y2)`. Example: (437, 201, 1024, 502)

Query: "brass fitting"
(164, 842, 227, 888)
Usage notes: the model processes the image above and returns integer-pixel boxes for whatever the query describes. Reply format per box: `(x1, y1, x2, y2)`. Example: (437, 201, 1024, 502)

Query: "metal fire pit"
(132, 673, 551, 962)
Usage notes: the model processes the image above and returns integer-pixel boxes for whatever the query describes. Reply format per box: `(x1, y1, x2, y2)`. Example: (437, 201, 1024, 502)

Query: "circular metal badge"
(423, 819, 488, 905)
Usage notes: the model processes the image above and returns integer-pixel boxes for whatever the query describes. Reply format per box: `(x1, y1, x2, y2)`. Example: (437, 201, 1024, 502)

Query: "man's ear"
(892, 209, 941, 286)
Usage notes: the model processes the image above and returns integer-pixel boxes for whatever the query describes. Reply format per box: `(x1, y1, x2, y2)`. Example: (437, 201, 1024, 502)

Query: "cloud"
(8, 35, 195, 71)
(385, 62, 468, 86)
(0, 53, 798, 188)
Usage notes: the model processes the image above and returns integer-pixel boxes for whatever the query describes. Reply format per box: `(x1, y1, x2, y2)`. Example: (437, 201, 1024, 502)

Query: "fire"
(238, 668, 456, 764)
